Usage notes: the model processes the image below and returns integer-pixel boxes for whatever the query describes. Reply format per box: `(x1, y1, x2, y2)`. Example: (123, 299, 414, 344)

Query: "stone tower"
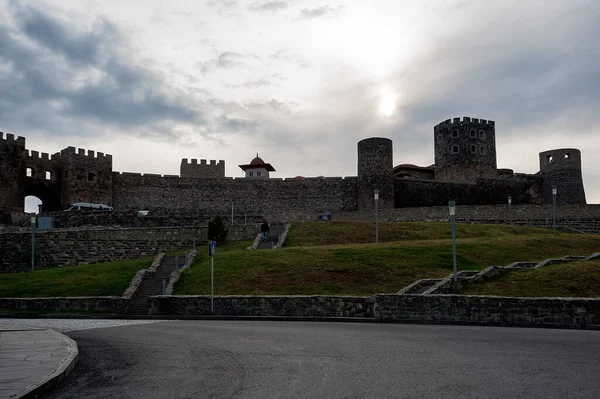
(357, 137, 394, 210)
(0, 132, 26, 216)
(434, 117, 497, 182)
(59, 147, 113, 207)
(539, 148, 586, 204)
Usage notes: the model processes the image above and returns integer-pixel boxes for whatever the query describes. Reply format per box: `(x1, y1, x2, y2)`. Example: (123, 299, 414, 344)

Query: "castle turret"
(180, 159, 225, 178)
(434, 117, 497, 182)
(0, 132, 26, 216)
(357, 137, 394, 210)
(539, 148, 586, 204)
(59, 147, 113, 207)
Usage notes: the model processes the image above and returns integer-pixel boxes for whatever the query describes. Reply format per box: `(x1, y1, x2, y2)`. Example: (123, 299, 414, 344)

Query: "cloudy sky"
(2, 0, 600, 207)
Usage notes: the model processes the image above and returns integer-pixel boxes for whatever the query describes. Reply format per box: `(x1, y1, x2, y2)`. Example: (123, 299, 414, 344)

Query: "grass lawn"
(459, 259, 600, 298)
(0, 258, 153, 298)
(174, 222, 600, 296)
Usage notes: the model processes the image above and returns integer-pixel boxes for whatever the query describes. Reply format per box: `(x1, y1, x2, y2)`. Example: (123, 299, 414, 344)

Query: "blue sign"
(208, 241, 216, 256)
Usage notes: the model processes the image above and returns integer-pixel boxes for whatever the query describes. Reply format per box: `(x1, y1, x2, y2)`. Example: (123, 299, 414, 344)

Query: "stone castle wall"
(111, 173, 359, 213)
(394, 176, 542, 208)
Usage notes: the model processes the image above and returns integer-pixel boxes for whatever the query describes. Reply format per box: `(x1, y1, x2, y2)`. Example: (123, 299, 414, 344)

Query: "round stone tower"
(357, 137, 394, 210)
(539, 148, 586, 204)
(434, 117, 497, 182)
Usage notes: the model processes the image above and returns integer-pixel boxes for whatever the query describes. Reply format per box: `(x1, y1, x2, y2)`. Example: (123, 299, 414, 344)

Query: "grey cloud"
(0, 1, 202, 138)
(269, 50, 310, 68)
(248, 1, 288, 12)
(299, 5, 343, 19)
(225, 79, 276, 89)
(206, 0, 238, 9)
(216, 116, 260, 132)
(199, 52, 260, 75)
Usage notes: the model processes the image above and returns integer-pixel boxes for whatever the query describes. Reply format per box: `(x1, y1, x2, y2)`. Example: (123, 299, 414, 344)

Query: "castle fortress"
(0, 116, 586, 218)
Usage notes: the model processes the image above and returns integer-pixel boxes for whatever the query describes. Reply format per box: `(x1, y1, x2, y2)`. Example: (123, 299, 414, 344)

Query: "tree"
(207, 215, 228, 244)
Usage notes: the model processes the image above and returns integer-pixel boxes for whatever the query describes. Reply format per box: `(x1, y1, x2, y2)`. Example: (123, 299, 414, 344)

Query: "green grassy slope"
(0, 258, 153, 297)
(459, 259, 600, 298)
(174, 222, 600, 296)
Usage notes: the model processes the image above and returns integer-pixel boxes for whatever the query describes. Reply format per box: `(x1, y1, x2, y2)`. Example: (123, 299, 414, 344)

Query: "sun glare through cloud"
(378, 88, 397, 117)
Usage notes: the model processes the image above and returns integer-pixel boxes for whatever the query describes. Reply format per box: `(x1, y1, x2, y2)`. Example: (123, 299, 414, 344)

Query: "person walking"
(261, 220, 270, 242)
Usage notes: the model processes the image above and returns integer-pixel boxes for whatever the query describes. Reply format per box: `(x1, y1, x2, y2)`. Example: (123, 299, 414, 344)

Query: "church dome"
(250, 156, 265, 165)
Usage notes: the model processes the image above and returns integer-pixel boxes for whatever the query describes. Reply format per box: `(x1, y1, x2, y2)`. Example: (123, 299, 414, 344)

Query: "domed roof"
(250, 156, 265, 165)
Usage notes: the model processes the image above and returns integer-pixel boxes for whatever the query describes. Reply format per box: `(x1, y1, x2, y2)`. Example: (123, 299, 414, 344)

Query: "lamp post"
(231, 192, 234, 226)
(508, 196, 512, 225)
(374, 189, 379, 243)
(449, 201, 457, 279)
(552, 186, 557, 237)
(30, 214, 36, 272)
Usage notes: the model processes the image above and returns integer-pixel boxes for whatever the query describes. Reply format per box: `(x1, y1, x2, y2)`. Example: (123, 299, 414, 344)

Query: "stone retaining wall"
(147, 294, 600, 329)
(0, 226, 207, 272)
(374, 295, 600, 328)
(0, 297, 126, 314)
(149, 295, 375, 318)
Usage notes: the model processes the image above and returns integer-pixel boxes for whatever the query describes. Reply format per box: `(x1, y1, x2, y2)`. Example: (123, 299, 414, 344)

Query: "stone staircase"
(126, 255, 184, 315)
(257, 223, 285, 249)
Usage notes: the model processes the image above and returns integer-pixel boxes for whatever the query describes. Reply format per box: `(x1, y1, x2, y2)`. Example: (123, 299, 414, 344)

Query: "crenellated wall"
(180, 158, 225, 178)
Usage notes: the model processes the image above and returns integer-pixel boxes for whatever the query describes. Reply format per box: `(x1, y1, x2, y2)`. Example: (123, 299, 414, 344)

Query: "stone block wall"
(0, 226, 207, 272)
(374, 295, 600, 328)
(394, 176, 542, 208)
(149, 295, 375, 318)
(146, 294, 600, 329)
(0, 297, 126, 314)
(111, 173, 358, 214)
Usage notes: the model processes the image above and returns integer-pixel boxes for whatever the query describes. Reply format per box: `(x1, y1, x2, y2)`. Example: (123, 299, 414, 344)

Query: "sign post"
(208, 240, 216, 314)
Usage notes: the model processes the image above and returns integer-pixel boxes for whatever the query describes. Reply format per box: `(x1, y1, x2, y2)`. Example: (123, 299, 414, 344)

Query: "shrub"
(208, 215, 228, 244)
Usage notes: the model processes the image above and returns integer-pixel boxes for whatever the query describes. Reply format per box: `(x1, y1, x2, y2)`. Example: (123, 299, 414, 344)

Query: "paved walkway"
(0, 325, 78, 399)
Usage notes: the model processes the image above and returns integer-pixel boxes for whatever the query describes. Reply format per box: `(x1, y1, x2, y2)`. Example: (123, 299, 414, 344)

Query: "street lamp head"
(508, 196, 512, 204)
(552, 186, 557, 195)
(448, 200, 456, 216)
(374, 189, 379, 200)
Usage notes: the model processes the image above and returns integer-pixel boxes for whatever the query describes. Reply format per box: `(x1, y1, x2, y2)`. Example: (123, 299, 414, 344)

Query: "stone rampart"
(394, 176, 542, 208)
(0, 226, 207, 272)
(111, 173, 358, 213)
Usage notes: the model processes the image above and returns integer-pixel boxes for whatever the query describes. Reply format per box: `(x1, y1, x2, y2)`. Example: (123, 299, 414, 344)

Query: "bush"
(208, 215, 228, 244)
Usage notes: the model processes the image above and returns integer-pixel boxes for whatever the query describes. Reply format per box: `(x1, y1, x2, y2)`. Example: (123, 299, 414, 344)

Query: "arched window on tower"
(480, 146, 486, 155)
(470, 129, 476, 138)
(451, 145, 459, 154)
(451, 130, 459, 138)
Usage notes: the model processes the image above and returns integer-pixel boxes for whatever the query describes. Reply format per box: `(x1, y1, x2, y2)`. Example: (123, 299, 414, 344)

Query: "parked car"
(65, 202, 113, 211)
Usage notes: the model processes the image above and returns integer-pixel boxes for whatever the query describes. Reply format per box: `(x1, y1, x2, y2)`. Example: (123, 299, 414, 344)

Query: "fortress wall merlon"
(60, 146, 112, 161)
(0, 132, 26, 145)
(434, 117, 496, 130)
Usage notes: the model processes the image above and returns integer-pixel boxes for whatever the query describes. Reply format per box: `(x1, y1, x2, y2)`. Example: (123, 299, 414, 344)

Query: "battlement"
(60, 146, 113, 162)
(181, 159, 225, 166)
(434, 117, 495, 131)
(180, 158, 225, 178)
(27, 150, 58, 160)
(0, 131, 26, 145)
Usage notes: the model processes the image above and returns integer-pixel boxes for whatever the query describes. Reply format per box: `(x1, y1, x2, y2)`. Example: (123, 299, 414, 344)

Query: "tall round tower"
(434, 117, 497, 182)
(357, 137, 394, 210)
(539, 148, 586, 204)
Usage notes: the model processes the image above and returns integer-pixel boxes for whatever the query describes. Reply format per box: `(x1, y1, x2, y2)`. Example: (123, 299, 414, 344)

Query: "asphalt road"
(42, 321, 600, 399)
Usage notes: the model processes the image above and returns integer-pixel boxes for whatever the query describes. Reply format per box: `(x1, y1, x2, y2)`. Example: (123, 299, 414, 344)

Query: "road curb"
(18, 330, 79, 399)
(1, 313, 599, 330)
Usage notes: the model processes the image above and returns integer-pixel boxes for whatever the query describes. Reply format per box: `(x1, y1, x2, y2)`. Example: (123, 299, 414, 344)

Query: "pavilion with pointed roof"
(238, 153, 276, 180)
